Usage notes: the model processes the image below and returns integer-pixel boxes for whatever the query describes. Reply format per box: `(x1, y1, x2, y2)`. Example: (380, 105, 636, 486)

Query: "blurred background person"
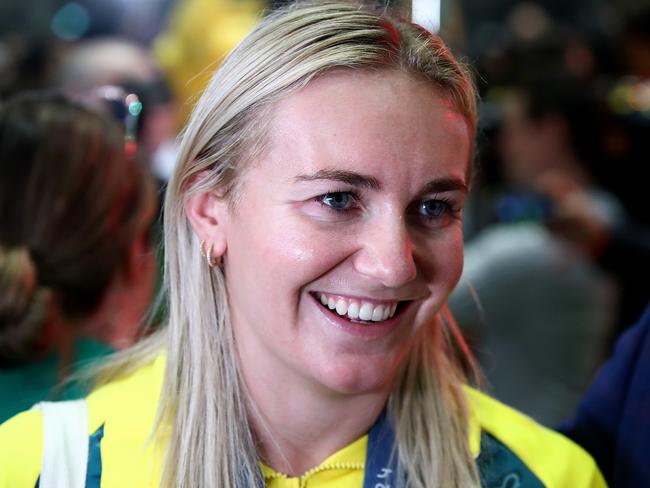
(450, 26, 625, 426)
(465, 1, 650, 335)
(0, 91, 157, 423)
(560, 301, 650, 487)
(52, 37, 179, 183)
(153, 0, 263, 124)
(446, 0, 650, 427)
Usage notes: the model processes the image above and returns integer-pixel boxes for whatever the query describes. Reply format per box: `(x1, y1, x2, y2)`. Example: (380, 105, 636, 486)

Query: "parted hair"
(100, 2, 480, 487)
(0, 92, 154, 364)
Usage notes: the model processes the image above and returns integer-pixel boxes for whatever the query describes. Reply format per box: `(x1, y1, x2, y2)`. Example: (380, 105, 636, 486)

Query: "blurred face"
(221, 69, 471, 396)
(498, 91, 567, 186)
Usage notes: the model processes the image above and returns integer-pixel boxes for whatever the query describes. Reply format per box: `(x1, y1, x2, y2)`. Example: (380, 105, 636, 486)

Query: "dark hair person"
(0, 92, 156, 422)
(1, 3, 604, 487)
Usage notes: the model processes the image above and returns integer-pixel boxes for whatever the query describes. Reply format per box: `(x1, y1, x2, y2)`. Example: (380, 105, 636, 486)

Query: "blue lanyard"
(249, 409, 400, 487)
(362, 409, 399, 488)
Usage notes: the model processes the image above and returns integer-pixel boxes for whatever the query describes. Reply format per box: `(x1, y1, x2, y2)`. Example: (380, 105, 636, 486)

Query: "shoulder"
(465, 387, 606, 488)
(86, 352, 165, 433)
(85, 352, 167, 487)
(0, 353, 167, 488)
(0, 409, 43, 487)
(560, 303, 650, 484)
(563, 303, 650, 435)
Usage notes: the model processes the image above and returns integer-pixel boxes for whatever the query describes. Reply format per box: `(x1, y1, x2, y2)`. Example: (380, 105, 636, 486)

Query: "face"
(498, 91, 563, 186)
(219, 69, 471, 397)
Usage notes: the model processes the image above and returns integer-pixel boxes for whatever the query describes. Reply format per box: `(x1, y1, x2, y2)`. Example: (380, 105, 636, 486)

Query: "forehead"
(260, 69, 471, 187)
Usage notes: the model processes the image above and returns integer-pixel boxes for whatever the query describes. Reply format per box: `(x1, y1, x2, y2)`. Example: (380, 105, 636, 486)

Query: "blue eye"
(420, 199, 450, 218)
(414, 198, 458, 228)
(318, 192, 356, 211)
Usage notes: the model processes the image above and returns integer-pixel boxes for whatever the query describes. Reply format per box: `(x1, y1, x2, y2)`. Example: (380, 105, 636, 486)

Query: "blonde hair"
(105, 2, 479, 487)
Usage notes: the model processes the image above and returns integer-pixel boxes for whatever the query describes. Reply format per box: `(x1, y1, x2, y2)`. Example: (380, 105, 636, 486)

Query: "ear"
(185, 181, 229, 259)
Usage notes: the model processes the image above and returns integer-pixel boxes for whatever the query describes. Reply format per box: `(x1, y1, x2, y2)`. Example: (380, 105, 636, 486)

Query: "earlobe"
(185, 187, 229, 260)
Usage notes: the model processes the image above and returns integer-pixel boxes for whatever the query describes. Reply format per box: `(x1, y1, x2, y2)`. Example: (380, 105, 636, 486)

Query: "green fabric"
(0, 338, 113, 424)
(477, 431, 545, 488)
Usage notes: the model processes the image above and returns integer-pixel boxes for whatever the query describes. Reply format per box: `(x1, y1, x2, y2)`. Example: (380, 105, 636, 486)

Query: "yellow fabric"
(0, 408, 42, 487)
(262, 435, 366, 488)
(465, 388, 608, 488)
(0, 353, 607, 488)
(0, 355, 168, 488)
(85, 355, 168, 487)
(153, 0, 263, 124)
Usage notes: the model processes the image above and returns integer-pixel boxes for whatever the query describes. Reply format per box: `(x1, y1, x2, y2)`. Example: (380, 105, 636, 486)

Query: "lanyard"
(362, 409, 399, 488)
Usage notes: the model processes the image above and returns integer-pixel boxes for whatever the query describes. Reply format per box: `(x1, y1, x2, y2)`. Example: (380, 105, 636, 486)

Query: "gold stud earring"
(199, 239, 221, 268)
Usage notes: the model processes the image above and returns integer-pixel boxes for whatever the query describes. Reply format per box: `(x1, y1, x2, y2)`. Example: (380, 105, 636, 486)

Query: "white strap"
(32, 399, 89, 488)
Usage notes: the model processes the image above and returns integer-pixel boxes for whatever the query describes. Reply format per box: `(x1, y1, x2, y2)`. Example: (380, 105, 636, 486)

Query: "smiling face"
(218, 69, 471, 398)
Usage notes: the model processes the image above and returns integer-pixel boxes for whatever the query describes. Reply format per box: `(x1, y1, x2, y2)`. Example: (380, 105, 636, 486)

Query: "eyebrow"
(294, 169, 468, 194)
(421, 178, 468, 195)
(294, 169, 382, 190)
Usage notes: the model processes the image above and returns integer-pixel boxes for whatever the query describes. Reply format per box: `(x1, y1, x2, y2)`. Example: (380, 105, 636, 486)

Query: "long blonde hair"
(103, 2, 479, 487)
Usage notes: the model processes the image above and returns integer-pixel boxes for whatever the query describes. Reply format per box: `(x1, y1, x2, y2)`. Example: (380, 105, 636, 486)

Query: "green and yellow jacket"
(0, 354, 606, 488)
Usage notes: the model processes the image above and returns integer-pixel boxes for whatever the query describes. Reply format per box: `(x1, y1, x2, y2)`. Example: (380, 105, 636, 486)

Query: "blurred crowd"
(0, 0, 649, 427)
(450, 1, 650, 425)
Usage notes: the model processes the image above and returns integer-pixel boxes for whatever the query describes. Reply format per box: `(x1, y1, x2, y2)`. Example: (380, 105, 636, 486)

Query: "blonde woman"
(0, 3, 606, 487)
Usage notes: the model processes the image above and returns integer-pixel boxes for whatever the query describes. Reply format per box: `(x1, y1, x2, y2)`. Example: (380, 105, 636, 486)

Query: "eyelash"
(411, 197, 458, 230)
(314, 191, 461, 227)
(314, 191, 361, 213)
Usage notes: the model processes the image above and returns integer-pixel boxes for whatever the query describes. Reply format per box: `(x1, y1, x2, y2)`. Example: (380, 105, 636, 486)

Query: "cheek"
(263, 231, 318, 266)
(440, 242, 464, 295)
(229, 214, 350, 299)
(420, 229, 465, 293)
(448, 237, 465, 290)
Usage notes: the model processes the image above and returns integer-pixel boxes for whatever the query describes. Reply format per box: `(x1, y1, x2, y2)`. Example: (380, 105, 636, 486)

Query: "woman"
(0, 3, 605, 487)
(0, 92, 156, 423)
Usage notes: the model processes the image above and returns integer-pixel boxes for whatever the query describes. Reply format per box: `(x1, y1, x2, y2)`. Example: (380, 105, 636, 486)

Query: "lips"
(314, 292, 402, 323)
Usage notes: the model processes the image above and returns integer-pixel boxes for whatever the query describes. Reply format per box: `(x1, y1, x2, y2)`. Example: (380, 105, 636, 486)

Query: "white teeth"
(371, 305, 384, 322)
(382, 306, 390, 321)
(347, 301, 359, 319)
(317, 293, 399, 323)
(359, 303, 374, 321)
(335, 299, 347, 316)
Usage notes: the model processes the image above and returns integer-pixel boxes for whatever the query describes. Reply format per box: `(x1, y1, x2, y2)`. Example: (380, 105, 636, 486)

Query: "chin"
(310, 351, 405, 396)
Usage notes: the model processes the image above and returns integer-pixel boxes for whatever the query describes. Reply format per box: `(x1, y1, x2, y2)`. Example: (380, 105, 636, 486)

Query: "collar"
(262, 434, 367, 482)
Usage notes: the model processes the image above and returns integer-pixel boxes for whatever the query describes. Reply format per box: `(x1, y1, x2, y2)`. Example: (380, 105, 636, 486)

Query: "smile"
(314, 292, 402, 323)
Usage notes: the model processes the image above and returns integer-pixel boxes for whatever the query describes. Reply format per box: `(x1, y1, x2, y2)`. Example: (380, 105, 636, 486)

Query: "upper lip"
(310, 291, 420, 304)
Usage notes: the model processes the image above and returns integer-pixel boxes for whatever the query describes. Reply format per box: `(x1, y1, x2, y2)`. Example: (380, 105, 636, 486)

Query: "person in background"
(560, 302, 650, 487)
(450, 74, 619, 426)
(52, 37, 179, 183)
(0, 91, 157, 423)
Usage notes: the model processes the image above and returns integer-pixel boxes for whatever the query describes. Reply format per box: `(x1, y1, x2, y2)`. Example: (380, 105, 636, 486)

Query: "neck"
(82, 271, 149, 349)
(240, 352, 390, 477)
(38, 305, 75, 379)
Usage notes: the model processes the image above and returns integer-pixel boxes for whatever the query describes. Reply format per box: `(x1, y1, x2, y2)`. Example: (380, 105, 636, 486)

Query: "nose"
(352, 215, 417, 288)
